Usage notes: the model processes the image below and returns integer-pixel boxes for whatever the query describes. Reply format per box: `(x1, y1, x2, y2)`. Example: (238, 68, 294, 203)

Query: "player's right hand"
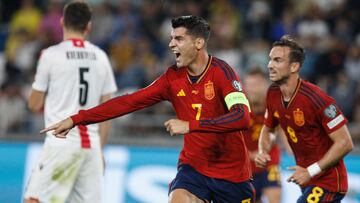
(254, 152, 271, 168)
(40, 117, 74, 138)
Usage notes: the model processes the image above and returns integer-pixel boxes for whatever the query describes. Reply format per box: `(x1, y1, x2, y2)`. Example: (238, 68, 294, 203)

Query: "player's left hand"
(164, 119, 189, 136)
(287, 165, 311, 186)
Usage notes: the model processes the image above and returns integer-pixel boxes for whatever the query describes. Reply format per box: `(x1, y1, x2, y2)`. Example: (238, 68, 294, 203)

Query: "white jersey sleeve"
(32, 50, 51, 92)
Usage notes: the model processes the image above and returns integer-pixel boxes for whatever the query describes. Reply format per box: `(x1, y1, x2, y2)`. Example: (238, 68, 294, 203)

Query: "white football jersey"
(32, 39, 117, 148)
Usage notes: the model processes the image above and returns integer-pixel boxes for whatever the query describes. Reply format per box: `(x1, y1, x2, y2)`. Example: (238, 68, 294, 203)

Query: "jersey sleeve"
(32, 49, 51, 92)
(189, 64, 251, 133)
(317, 94, 348, 134)
(189, 104, 250, 133)
(71, 72, 170, 125)
(100, 51, 117, 95)
(263, 90, 279, 128)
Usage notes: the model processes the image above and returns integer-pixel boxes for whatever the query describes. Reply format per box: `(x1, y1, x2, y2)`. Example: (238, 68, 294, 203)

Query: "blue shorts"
(169, 164, 255, 203)
(252, 165, 281, 200)
(297, 185, 345, 203)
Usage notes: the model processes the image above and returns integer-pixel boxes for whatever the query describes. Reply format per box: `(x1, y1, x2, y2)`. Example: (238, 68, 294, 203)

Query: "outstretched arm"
(164, 104, 250, 136)
(41, 75, 169, 136)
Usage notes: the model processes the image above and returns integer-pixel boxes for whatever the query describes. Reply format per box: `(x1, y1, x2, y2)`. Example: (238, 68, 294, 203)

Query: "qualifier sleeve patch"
(224, 92, 251, 112)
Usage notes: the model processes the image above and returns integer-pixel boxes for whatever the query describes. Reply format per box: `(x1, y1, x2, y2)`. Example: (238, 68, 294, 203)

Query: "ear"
(290, 62, 300, 73)
(60, 17, 64, 28)
(84, 22, 92, 35)
(195, 37, 205, 50)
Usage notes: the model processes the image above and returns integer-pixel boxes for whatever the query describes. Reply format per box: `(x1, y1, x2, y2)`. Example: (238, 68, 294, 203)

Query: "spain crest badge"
(293, 108, 305, 126)
(204, 80, 215, 100)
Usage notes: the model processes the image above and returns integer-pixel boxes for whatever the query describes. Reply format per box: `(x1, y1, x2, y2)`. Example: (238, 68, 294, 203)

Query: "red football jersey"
(264, 79, 348, 192)
(243, 113, 281, 174)
(72, 56, 252, 182)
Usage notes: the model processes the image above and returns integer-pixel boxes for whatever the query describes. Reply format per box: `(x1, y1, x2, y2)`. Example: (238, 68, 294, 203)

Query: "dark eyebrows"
(170, 35, 184, 41)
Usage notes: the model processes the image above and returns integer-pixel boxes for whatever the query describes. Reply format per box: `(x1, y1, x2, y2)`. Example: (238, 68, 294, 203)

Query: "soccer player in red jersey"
(42, 16, 255, 203)
(243, 68, 281, 203)
(255, 35, 354, 203)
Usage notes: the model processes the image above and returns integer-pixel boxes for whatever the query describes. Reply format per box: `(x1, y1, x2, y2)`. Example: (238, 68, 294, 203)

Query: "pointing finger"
(287, 166, 297, 171)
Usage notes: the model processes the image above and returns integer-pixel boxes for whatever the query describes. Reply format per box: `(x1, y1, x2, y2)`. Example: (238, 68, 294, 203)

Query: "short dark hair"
(272, 35, 305, 66)
(63, 1, 92, 32)
(171, 15, 210, 42)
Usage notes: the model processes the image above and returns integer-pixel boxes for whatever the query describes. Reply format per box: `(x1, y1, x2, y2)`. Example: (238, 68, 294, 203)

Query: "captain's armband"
(224, 92, 251, 112)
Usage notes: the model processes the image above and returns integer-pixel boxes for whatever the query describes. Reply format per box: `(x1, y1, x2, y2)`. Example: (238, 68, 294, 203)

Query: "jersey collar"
(186, 55, 212, 84)
(282, 78, 301, 108)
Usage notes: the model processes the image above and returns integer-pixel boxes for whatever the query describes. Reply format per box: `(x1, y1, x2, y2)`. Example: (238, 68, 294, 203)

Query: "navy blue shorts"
(297, 185, 345, 203)
(252, 165, 281, 200)
(169, 164, 255, 203)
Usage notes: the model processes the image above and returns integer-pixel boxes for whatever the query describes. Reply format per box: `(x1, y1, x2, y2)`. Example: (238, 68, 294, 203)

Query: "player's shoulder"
(39, 42, 64, 59)
(210, 56, 238, 81)
(298, 80, 330, 109)
(299, 80, 328, 98)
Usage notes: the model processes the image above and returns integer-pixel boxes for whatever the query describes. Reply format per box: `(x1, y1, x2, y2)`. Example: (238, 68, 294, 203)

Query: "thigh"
(68, 148, 103, 203)
(24, 146, 86, 203)
(262, 165, 281, 203)
(169, 188, 206, 203)
(169, 164, 211, 202)
(252, 172, 264, 201)
(210, 179, 255, 203)
(297, 186, 345, 203)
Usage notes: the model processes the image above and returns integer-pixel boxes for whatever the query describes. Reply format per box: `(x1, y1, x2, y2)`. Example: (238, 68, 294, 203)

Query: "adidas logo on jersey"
(177, 89, 186, 96)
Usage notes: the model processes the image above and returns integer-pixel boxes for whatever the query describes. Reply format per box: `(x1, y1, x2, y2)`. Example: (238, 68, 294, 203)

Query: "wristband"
(307, 162, 321, 177)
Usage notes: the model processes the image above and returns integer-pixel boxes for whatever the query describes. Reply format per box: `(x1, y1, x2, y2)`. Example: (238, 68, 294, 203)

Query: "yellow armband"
(224, 92, 251, 112)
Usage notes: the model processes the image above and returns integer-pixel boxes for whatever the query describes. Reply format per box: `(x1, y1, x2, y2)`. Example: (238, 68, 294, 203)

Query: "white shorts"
(24, 144, 103, 203)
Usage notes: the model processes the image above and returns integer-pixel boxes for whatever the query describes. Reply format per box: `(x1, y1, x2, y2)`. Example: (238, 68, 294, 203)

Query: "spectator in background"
(88, 2, 114, 51)
(243, 68, 282, 203)
(4, 0, 42, 81)
(39, 0, 63, 45)
(328, 71, 358, 121)
(0, 81, 27, 135)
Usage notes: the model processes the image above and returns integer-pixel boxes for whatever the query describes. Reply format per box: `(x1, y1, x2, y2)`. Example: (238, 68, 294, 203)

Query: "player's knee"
(24, 197, 40, 203)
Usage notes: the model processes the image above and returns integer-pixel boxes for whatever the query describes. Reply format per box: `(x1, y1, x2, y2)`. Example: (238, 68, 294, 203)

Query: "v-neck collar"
(281, 78, 301, 109)
(186, 55, 212, 84)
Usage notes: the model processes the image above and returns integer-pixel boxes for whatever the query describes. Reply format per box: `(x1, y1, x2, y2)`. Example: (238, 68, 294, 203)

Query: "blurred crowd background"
(0, 0, 359, 149)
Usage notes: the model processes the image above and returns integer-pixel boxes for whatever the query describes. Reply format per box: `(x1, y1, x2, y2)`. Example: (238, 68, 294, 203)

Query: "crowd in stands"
(0, 0, 359, 143)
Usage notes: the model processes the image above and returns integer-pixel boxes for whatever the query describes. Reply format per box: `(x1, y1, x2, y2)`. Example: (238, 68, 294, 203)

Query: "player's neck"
(188, 51, 209, 76)
(64, 31, 85, 41)
(280, 75, 300, 101)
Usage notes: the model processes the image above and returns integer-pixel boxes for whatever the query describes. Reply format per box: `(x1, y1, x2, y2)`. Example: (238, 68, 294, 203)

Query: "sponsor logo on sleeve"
(232, 80, 242, 91)
(324, 104, 337, 118)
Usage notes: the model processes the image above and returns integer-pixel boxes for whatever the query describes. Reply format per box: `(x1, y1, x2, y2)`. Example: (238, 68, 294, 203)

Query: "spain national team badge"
(293, 108, 305, 126)
(204, 80, 215, 100)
